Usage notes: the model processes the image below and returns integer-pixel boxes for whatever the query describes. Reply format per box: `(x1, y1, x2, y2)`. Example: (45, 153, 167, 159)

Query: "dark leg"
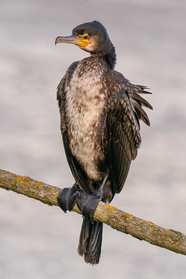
(57, 183, 81, 213)
(57, 183, 99, 220)
(76, 192, 101, 224)
(57, 174, 108, 222)
(77, 174, 108, 224)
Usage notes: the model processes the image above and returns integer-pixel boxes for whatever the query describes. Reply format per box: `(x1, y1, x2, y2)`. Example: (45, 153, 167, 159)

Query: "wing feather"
(132, 102, 151, 126)
(127, 84, 153, 126)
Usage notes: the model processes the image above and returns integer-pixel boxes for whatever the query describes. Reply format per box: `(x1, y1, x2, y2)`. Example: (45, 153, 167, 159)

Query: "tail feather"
(78, 219, 103, 265)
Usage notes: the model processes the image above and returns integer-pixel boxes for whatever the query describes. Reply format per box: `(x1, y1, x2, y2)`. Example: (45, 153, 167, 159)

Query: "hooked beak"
(55, 35, 80, 46)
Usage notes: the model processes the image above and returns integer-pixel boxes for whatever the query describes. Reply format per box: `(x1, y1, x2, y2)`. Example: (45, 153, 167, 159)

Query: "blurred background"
(0, 0, 186, 278)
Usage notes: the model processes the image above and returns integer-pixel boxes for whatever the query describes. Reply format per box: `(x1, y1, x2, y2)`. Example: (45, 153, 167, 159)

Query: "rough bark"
(0, 168, 186, 256)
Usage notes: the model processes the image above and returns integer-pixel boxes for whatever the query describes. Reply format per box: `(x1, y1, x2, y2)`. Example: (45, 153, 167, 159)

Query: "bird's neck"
(104, 51, 116, 70)
(90, 41, 116, 70)
(102, 40, 116, 70)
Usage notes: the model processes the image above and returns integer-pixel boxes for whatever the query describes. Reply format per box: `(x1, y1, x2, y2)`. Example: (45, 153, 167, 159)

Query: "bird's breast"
(65, 64, 107, 181)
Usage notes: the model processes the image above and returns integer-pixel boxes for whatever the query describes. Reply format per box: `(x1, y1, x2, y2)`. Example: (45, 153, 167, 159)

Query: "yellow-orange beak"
(55, 34, 90, 48)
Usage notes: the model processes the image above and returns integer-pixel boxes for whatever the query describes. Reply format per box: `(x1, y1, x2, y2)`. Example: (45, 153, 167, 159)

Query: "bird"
(55, 20, 152, 265)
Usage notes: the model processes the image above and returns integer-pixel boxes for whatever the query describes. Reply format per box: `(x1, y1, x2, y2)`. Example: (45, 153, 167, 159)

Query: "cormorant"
(55, 20, 152, 265)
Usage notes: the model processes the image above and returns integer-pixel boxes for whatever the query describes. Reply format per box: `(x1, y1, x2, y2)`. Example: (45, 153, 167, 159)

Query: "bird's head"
(55, 20, 116, 69)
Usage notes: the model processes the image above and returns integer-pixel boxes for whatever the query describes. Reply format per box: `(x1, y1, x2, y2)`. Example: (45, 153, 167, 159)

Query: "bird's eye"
(83, 34, 89, 40)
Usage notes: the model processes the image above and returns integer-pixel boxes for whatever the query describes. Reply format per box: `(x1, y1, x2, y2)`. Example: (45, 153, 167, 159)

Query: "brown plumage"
(56, 20, 152, 265)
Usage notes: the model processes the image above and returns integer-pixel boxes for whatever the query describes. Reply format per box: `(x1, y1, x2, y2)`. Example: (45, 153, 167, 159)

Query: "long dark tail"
(78, 219, 103, 265)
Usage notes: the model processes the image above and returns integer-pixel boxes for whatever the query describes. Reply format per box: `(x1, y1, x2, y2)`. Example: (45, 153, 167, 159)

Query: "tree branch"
(0, 168, 186, 256)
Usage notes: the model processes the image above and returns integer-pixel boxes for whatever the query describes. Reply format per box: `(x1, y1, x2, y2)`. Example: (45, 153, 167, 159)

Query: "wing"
(123, 81, 153, 126)
(106, 76, 153, 195)
(57, 61, 92, 194)
(106, 90, 140, 194)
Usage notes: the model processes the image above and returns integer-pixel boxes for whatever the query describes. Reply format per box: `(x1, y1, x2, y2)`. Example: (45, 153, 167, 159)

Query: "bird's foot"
(76, 192, 101, 224)
(57, 184, 101, 224)
(57, 183, 81, 213)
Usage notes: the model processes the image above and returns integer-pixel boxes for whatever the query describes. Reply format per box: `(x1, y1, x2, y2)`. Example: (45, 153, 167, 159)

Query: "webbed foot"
(57, 183, 81, 212)
(77, 192, 101, 224)
(57, 184, 102, 224)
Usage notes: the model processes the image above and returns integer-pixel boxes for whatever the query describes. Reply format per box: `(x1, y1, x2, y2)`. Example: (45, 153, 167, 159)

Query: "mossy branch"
(0, 168, 186, 256)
